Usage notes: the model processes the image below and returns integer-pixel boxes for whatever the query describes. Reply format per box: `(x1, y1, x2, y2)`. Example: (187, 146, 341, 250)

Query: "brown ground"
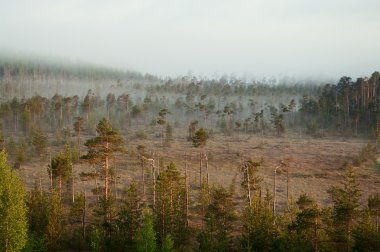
(18, 130, 380, 215)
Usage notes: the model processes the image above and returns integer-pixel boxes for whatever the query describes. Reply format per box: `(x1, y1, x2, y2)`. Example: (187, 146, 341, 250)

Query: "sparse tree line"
(0, 117, 379, 251)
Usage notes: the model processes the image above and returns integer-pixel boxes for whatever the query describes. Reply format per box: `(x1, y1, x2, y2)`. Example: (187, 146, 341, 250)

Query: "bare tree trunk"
(141, 157, 145, 199)
(114, 158, 118, 200)
(205, 153, 209, 185)
(59, 175, 62, 201)
(82, 191, 86, 240)
(49, 151, 53, 190)
(246, 163, 252, 207)
(72, 164, 75, 203)
(286, 165, 289, 208)
(273, 167, 277, 217)
(151, 158, 156, 210)
(105, 143, 109, 199)
(199, 151, 202, 188)
(95, 171, 100, 203)
(185, 154, 189, 226)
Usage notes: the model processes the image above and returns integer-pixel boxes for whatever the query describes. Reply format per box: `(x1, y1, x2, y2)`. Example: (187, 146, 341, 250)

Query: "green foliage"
(353, 143, 376, 166)
(241, 190, 277, 252)
(306, 120, 323, 138)
(155, 162, 188, 245)
(26, 186, 49, 236)
(136, 210, 157, 252)
(0, 123, 4, 150)
(161, 234, 175, 252)
(198, 185, 236, 252)
(353, 210, 380, 252)
(89, 225, 102, 252)
(328, 166, 361, 251)
(192, 128, 208, 148)
(46, 190, 64, 251)
(0, 150, 28, 252)
(48, 147, 72, 183)
(69, 192, 85, 224)
(116, 182, 142, 250)
(270, 106, 285, 136)
(31, 128, 47, 157)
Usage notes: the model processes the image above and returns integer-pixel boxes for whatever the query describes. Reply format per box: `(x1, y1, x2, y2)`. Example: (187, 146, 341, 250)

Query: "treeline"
(300, 72, 380, 136)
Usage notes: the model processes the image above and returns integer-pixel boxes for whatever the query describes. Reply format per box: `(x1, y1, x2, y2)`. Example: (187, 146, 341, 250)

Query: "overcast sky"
(1, 0, 379, 79)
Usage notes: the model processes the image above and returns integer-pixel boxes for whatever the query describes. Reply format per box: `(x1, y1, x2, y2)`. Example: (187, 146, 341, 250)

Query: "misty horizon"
(1, 0, 379, 80)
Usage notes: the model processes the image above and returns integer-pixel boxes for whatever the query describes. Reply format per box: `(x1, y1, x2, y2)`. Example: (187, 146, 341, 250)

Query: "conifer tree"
(48, 147, 72, 199)
(192, 128, 208, 187)
(198, 185, 235, 252)
(155, 162, 187, 246)
(82, 118, 123, 199)
(241, 189, 277, 252)
(117, 182, 142, 250)
(136, 210, 157, 252)
(328, 166, 361, 252)
(46, 190, 64, 251)
(73, 116, 85, 157)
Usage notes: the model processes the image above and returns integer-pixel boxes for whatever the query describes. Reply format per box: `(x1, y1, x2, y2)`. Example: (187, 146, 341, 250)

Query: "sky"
(0, 0, 379, 79)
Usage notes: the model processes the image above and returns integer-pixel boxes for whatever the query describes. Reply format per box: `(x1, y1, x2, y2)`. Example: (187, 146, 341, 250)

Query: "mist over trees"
(0, 55, 379, 251)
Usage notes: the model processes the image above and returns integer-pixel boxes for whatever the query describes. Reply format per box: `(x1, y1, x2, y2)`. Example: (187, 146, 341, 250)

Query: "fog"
(1, 0, 379, 79)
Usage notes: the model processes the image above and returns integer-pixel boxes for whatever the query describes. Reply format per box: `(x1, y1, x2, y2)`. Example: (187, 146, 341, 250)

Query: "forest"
(0, 56, 379, 251)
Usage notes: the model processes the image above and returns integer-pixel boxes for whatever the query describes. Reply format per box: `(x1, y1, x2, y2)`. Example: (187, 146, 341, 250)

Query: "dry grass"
(17, 129, 380, 213)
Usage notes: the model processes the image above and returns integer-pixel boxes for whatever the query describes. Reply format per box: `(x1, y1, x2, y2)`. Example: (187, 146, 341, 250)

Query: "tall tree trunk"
(141, 157, 145, 200)
(72, 165, 75, 203)
(82, 191, 86, 240)
(286, 165, 289, 208)
(105, 142, 109, 199)
(205, 153, 209, 185)
(59, 175, 62, 201)
(199, 151, 203, 188)
(273, 167, 277, 217)
(246, 163, 252, 207)
(152, 158, 156, 210)
(185, 155, 189, 226)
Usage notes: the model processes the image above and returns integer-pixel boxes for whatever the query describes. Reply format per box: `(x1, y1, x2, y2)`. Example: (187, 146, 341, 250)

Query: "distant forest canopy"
(0, 54, 379, 137)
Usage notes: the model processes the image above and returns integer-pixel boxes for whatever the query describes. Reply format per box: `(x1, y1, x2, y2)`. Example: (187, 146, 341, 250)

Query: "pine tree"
(198, 185, 235, 252)
(285, 193, 322, 252)
(155, 162, 187, 246)
(73, 116, 85, 157)
(241, 189, 277, 252)
(82, 118, 123, 199)
(0, 150, 28, 252)
(192, 128, 208, 187)
(328, 166, 361, 252)
(48, 147, 72, 199)
(31, 128, 47, 158)
(117, 182, 142, 250)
